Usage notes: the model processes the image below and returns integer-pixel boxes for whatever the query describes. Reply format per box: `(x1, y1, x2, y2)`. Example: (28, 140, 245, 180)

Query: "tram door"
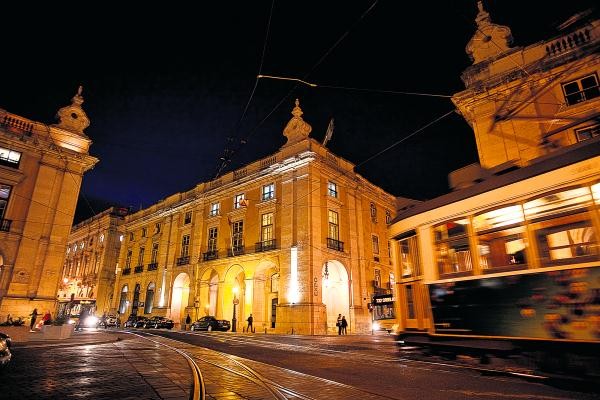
(271, 298, 277, 328)
(401, 283, 427, 330)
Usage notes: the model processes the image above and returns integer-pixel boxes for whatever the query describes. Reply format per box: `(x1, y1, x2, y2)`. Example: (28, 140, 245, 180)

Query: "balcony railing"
(227, 245, 245, 257)
(0, 219, 11, 232)
(202, 250, 219, 261)
(255, 239, 276, 253)
(134, 265, 144, 274)
(147, 262, 158, 271)
(122, 268, 131, 276)
(176, 255, 190, 266)
(327, 238, 344, 252)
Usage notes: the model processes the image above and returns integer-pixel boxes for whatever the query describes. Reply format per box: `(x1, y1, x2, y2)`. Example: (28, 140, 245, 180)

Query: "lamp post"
(232, 287, 239, 332)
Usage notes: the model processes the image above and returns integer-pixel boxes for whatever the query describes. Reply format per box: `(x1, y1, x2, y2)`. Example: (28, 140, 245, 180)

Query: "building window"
(473, 205, 527, 271)
(0, 184, 11, 220)
(370, 203, 377, 223)
(434, 219, 473, 276)
(99, 233, 104, 243)
(374, 269, 381, 288)
(328, 182, 338, 198)
(209, 202, 220, 217)
(234, 193, 246, 209)
(138, 247, 145, 266)
(398, 232, 421, 278)
(181, 235, 190, 257)
(261, 213, 274, 242)
(262, 183, 275, 201)
(94, 254, 100, 274)
(232, 220, 244, 249)
(328, 210, 339, 240)
(208, 227, 218, 252)
(142, 227, 147, 237)
(0, 147, 22, 168)
(385, 210, 392, 225)
(575, 124, 600, 142)
(125, 250, 132, 268)
(118, 285, 128, 315)
(129, 232, 134, 241)
(151, 243, 159, 263)
(562, 74, 600, 106)
(184, 211, 192, 224)
(155, 223, 161, 234)
(372, 235, 380, 254)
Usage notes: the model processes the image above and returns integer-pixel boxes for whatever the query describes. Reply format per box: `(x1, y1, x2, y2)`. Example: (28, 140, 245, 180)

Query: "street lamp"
(232, 286, 239, 332)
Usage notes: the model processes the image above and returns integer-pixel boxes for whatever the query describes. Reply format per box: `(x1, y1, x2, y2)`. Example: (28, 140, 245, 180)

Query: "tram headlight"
(84, 316, 99, 327)
(372, 321, 380, 331)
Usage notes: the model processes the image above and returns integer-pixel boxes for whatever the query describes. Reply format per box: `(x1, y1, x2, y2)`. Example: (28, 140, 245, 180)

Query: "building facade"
(58, 207, 127, 320)
(111, 100, 402, 334)
(0, 88, 98, 320)
(389, 3, 600, 333)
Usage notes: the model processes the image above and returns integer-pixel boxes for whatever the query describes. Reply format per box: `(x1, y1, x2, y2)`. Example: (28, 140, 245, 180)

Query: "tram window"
(434, 219, 473, 276)
(477, 229, 527, 270)
(524, 187, 592, 221)
(534, 213, 599, 265)
(399, 234, 421, 278)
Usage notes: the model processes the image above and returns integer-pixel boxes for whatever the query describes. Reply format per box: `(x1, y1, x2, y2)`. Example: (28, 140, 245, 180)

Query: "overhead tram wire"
(212, 0, 380, 180)
(213, 0, 276, 180)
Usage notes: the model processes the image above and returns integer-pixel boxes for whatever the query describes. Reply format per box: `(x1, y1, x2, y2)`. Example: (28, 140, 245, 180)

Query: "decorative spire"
(282, 98, 312, 146)
(54, 86, 90, 135)
(465, 1, 513, 64)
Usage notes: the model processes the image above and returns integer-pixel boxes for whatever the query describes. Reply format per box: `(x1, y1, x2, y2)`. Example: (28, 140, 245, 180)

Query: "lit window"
(328, 182, 338, 198)
(181, 235, 190, 257)
(0, 147, 22, 168)
(575, 124, 600, 142)
(434, 219, 473, 276)
(234, 193, 246, 209)
(80, 242, 84, 249)
(0, 184, 11, 219)
(261, 213, 273, 242)
(209, 202, 220, 217)
(262, 183, 275, 201)
(119, 234, 124, 242)
(99, 233, 104, 243)
(398, 232, 421, 278)
(328, 210, 339, 240)
(562, 74, 600, 106)
(370, 203, 377, 223)
(232, 220, 244, 251)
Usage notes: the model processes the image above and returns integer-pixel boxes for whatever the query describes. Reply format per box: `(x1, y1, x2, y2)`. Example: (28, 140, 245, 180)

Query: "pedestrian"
(341, 316, 348, 335)
(29, 308, 38, 332)
(246, 314, 254, 333)
(185, 314, 192, 330)
(336, 313, 342, 335)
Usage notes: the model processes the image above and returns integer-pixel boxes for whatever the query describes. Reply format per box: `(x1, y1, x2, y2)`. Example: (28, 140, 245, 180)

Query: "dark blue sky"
(2, 1, 596, 223)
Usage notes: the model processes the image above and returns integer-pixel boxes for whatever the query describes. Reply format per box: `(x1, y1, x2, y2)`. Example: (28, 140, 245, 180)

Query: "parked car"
(0, 334, 11, 368)
(191, 316, 230, 332)
(143, 316, 174, 329)
(0, 332, 11, 349)
(98, 314, 119, 328)
(124, 315, 148, 328)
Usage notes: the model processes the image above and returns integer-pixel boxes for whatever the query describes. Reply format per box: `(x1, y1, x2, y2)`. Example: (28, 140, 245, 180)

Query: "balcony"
(122, 268, 131, 276)
(176, 256, 190, 266)
(227, 245, 245, 257)
(327, 238, 344, 252)
(255, 239, 276, 253)
(134, 265, 144, 274)
(147, 262, 158, 271)
(0, 219, 11, 232)
(202, 250, 219, 261)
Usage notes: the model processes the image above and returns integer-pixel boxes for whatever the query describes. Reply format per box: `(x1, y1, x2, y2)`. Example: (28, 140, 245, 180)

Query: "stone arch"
(253, 258, 279, 330)
(170, 273, 190, 328)
(118, 284, 129, 314)
(198, 268, 219, 318)
(322, 260, 350, 333)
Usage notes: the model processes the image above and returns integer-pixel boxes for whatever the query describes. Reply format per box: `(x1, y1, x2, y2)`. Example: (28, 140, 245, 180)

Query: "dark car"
(0, 335, 11, 368)
(124, 315, 148, 328)
(143, 316, 174, 329)
(0, 332, 11, 349)
(191, 316, 230, 332)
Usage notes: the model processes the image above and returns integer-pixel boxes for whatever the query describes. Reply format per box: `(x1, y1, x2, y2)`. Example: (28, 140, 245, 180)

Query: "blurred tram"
(388, 142, 600, 374)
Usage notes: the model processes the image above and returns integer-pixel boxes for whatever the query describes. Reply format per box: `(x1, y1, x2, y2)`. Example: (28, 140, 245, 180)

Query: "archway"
(118, 284, 129, 315)
(198, 268, 219, 318)
(254, 259, 279, 330)
(171, 273, 190, 327)
(322, 260, 350, 333)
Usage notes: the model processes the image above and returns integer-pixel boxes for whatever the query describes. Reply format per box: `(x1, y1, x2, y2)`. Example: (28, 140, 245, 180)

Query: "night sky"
(1, 1, 596, 223)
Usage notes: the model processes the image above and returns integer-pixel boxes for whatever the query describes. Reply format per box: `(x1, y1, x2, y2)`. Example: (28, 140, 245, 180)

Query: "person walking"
(246, 314, 254, 333)
(336, 313, 342, 335)
(29, 308, 38, 332)
(341, 316, 348, 335)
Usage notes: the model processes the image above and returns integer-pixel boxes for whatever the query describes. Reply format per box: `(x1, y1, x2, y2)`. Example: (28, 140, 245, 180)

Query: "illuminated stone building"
(389, 3, 600, 333)
(58, 207, 127, 320)
(0, 88, 98, 320)
(111, 100, 401, 334)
